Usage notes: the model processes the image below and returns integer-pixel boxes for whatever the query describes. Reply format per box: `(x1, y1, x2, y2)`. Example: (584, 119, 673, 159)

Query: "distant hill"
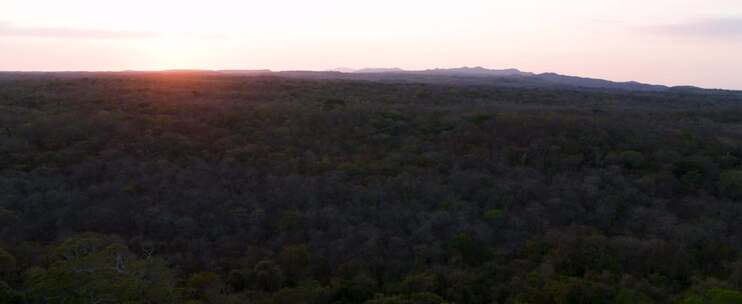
(282, 66, 679, 92)
(328, 67, 357, 73)
(1, 68, 735, 93)
(530, 72, 669, 91)
(355, 67, 405, 73)
(441, 67, 531, 77)
(413, 66, 534, 77)
(216, 69, 273, 75)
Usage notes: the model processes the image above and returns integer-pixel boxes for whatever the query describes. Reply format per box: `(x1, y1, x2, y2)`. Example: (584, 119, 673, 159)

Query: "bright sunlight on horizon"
(1, 0, 742, 89)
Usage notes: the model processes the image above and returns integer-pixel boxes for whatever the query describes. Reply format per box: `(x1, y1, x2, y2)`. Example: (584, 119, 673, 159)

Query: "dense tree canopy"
(1, 72, 742, 303)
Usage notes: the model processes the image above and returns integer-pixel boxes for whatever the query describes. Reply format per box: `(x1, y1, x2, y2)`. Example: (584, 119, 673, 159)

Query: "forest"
(1, 72, 742, 303)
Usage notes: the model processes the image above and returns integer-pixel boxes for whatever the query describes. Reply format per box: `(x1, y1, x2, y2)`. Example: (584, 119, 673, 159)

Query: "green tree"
(720, 170, 742, 199)
(483, 208, 504, 221)
(24, 234, 181, 304)
(279, 209, 304, 232)
(545, 277, 614, 304)
(270, 283, 328, 304)
(0, 281, 23, 304)
(619, 150, 645, 169)
(0, 248, 16, 275)
(187, 272, 223, 303)
(615, 288, 653, 304)
(365, 292, 448, 304)
(254, 260, 284, 292)
(278, 244, 311, 285)
(448, 233, 491, 266)
(400, 272, 439, 294)
(682, 288, 742, 304)
(334, 273, 377, 303)
(709, 288, 742, 304)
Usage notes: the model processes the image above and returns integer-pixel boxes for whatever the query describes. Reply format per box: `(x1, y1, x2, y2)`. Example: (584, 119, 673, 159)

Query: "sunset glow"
(2, 0, 741, 88)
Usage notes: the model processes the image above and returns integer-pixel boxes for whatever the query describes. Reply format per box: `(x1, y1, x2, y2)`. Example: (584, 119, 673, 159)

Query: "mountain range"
(277, 66, 710, 92)
(3, 67, 733, 93)
(355, 67, 686, 91)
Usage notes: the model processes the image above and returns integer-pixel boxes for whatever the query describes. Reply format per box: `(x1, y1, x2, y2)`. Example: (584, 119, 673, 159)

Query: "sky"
(1, 0, 741, 89)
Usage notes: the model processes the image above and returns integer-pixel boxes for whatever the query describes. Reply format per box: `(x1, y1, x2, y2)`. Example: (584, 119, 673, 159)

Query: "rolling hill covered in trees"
(1, 72, 742, 303)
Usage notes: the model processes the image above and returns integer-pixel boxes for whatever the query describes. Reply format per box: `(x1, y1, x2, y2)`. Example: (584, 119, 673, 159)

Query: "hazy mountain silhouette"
(356, 66, 534, 77)
(335, 66, 668, 91)
(273, 67, 685, 92)
(328, 67, 357, 73)
(355, 67, 406, 73)
(530, 72, 669, 91)
(217, 69, 272, 75)
(3, 67, 732, 92)
(419, 66, 534, 77)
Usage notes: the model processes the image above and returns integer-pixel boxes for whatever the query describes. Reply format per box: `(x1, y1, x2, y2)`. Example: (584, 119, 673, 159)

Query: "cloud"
(0, 21, 157, 39)
(643, 17, 742, 38)
(0, 22, 226, 40)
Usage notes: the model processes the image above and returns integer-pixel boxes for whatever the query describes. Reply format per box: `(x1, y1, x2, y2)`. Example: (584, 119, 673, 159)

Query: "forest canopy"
(1, 72, 742, 303)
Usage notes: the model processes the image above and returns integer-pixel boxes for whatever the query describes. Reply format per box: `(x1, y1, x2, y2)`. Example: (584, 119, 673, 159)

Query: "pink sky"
(1, 0, 741, 89)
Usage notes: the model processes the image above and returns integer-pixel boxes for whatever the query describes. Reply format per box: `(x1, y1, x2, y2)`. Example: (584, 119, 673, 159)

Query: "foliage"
(23, 234, 180, 303)
(1, 73, 742, 303)
(720, 170, 742, 199)
(0, 248, 16, 275)
(365, 292, 448, 304)
(619, 150, 645, 169)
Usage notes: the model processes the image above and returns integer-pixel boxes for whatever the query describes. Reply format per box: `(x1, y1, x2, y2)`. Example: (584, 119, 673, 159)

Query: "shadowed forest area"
(2, 72, 742, 303)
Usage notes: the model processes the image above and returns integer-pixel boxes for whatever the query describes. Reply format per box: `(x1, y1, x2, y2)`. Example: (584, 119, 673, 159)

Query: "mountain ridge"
(1, 67, 735, 92)
(351, 67, 670, 91)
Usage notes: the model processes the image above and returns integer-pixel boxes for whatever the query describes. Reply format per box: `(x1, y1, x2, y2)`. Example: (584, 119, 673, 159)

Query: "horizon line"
(0, 68, 736, 91)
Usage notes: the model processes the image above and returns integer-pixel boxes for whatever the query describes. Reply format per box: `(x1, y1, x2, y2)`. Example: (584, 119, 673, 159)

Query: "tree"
(0, 248, 15, 275)
(720, 170, 742, 199)
(619, 151, 644, 169)
(615, 288, 653, 304)
(709, 288, 742, 304)
(0, 281, 23, 304)
(448, 233, 491, 267)
(278, 244, 311, 285)
(333, 273, 378, 303)
(682, 288, 742, 304)
(365, 292, 448, 304)
(254, 260, 285, 292)
(187, 272, 224, 303)
(544, 277, 615, 304)
(24, 234, 181, 303)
